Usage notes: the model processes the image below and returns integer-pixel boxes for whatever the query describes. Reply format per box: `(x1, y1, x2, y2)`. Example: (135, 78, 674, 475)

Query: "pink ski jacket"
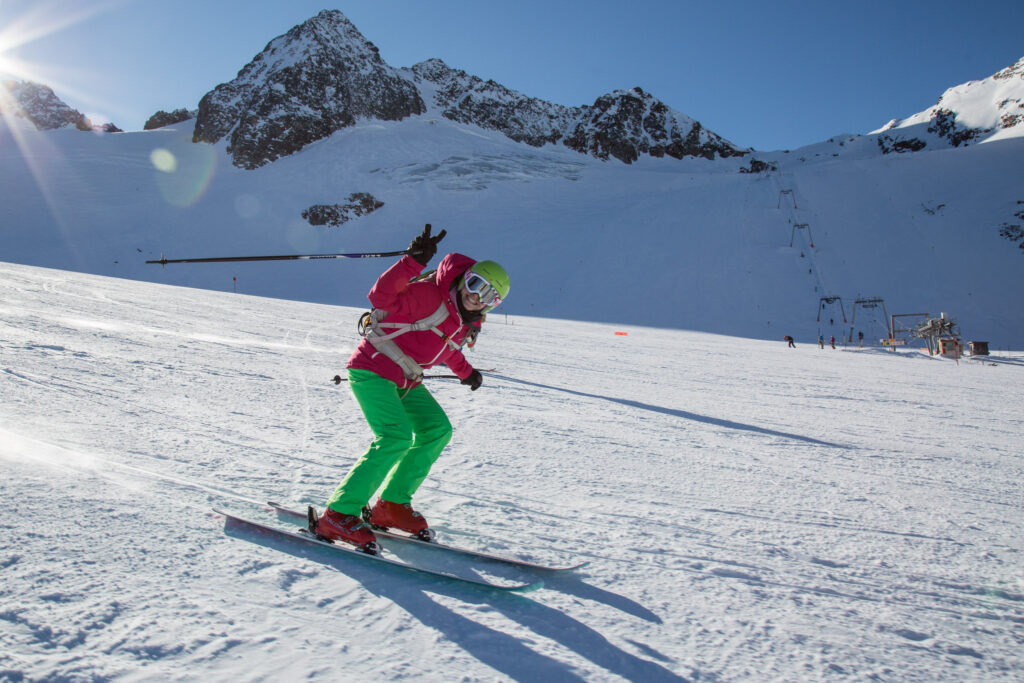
(347, 253, 481, 389)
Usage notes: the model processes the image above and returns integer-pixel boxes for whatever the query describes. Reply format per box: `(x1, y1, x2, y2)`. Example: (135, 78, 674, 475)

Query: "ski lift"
(852, 298, 890, 336)
(791, 223, 815, 248)
(777, 189, 797, 209)
(816, 296, 847, 323)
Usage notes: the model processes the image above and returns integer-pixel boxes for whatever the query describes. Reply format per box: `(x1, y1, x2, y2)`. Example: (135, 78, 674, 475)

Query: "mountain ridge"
(191, 9, 745, 168)
(873, 56, 1024, 152)
(6, 10, 1023, 163)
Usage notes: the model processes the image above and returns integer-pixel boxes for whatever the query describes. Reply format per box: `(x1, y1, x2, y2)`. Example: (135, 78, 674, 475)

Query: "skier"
(830, 335, 836, 349)
(818, 335, 824, 349)
(315, 225, 511, 552)
(784, 335, 796, 348)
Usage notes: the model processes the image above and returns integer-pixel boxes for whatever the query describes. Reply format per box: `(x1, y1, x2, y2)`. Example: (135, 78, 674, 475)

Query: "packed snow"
(2, 261, 1022, 681)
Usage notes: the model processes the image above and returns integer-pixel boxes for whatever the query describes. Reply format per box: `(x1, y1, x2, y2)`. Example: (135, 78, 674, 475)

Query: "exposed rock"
(193, 10, 424, 169)
(876, 135, 927, 154)
(412, 62, 745, 164)
(998, 223, 1024, 252)
(564, 88, 744, 163)
(998, 201, 1024, 254)
(190, 11, 743, 168)
(569, 87, 745, 163)
(302, 192, 384, 227)
(2, 80, 91, 131)
(145, 108, 196, 130)
(739, 158, 778, 173)
(927, 109, 986, 147)
(411, 59, 573, 148)
(872, 56, 1024, 151)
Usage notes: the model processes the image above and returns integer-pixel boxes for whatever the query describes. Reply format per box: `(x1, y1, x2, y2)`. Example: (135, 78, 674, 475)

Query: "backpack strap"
(362, 302, 457, 382)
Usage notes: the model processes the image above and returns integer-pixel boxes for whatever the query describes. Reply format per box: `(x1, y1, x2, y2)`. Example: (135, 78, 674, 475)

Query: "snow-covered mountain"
(193, 10, 426, 170)
(193, 10, 744, 169)
(0, 12, 1022, 348)
(873, 56, 1024, 151)
(0, 79, 93, 131)
(408, 57, 743, 164)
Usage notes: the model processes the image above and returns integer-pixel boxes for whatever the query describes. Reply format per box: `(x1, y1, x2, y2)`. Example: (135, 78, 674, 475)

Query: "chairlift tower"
(816, 296, 847, 323)
(851, 298, 891, 338)
(790, 223, 814, 248)
(778, 189, 797, 209)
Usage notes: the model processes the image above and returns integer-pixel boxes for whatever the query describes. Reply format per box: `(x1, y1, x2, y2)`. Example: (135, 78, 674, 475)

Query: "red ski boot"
(311, 506, 379, 554)
(365, 499, 435, 542)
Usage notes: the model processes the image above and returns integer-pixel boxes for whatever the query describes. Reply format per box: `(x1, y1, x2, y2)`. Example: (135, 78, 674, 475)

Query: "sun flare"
(0, 0, 127, 249)
(0, 0, 121, 103)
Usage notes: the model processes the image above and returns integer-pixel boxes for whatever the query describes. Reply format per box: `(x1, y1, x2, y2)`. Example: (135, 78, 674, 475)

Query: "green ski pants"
(326, 368, 452, 516)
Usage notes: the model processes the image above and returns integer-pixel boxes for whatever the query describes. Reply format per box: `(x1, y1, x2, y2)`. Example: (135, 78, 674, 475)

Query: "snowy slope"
(2, 112, 1023, 348)
(1, 262, 1022, 681)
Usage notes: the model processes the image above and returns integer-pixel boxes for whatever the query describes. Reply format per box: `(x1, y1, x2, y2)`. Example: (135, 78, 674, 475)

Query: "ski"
(267, 501, 589, 572)
(214, 508, 543, 593)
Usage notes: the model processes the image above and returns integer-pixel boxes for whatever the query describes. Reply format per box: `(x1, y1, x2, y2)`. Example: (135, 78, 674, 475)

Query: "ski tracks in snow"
(2, 263, 1023, 681)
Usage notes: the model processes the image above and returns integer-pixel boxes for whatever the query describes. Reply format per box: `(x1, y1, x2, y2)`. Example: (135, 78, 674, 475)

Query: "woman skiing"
(314, 225, 510, 553)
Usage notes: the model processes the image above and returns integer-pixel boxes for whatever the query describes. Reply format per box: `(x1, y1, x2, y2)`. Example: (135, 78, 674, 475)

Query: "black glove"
(461, 370, 482, 391)
(407, 223, 447, 266)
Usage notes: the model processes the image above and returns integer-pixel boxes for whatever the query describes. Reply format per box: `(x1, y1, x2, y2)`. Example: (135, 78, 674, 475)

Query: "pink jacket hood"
(434, 252, 476, 292)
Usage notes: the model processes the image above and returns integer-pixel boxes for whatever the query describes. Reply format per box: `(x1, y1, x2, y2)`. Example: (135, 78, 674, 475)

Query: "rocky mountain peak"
(565, 87, 745, 163)
(193, 9, 424, 169)
(2, 80, 92, 131)
(191, 10, 744, 168)
(410, 61, 745, 164)
(873, 55, 1024, 152)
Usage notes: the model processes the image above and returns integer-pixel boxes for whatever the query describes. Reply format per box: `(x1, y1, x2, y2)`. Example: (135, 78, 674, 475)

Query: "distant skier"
(784, 335, 796, 348)
(818, 335, 824, 349)
(314, 225, 511, 553)
(830, 335, 836, 349)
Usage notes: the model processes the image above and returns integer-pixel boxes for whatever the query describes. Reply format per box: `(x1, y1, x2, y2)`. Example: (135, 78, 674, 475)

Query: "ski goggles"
(463, 272, 503, 307)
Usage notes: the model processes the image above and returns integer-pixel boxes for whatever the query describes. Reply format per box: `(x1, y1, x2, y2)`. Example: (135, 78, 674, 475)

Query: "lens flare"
(151, 139, 217, 207)
(150, 148, 177, 173)
(0, 1, 120, 112)
(0, 1, 127, 248)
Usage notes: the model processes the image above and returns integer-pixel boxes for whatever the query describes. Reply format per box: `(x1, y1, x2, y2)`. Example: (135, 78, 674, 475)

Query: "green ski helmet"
(459, 260, 510, 312)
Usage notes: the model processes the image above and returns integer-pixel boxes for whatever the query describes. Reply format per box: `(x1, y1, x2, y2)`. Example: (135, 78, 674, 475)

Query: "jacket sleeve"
(367, 256, 423, 312)
(444, 349, 474, 380)
(443, 321, 482, 379)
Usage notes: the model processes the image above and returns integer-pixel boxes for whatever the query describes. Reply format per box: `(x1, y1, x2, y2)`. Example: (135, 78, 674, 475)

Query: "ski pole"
(332, 368, 497, 384)
(146, 249, 409, 266)
(333, 374, 458, 384)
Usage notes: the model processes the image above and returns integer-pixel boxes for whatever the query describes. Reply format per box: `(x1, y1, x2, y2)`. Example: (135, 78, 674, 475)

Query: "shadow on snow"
(224, 518, 692, 682)
(491, 374, 847, 449)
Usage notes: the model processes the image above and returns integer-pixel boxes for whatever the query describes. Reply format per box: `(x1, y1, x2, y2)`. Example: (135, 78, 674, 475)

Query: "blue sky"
(1, 0, 1021, 150)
